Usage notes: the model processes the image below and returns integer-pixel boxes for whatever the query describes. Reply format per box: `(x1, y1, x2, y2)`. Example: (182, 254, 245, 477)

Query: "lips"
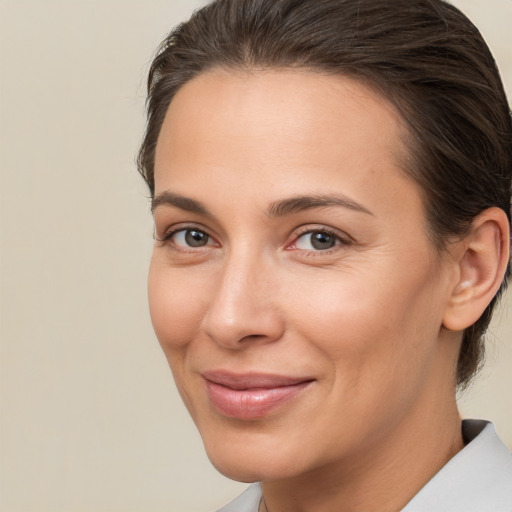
(202, 370, 314, 419)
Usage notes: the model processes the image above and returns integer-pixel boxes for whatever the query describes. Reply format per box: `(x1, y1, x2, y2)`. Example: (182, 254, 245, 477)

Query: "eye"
(169, 228, 213, 248)
(294, 230, 341, 251)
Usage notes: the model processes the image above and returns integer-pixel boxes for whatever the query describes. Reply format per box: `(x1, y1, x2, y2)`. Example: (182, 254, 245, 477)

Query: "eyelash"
(289, 226, 351, 254)
(156, 224, 351, 254)
(157, 224, 216, 247)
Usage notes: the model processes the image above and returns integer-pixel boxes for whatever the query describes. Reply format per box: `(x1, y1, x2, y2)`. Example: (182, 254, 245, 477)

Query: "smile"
(202, 371, 314, 420)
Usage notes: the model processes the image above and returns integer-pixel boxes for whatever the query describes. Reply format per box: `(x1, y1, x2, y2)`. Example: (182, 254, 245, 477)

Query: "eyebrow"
(267, 194, 374, 217)
(151, 191, 212, 215)
(151, 191, 373, 217)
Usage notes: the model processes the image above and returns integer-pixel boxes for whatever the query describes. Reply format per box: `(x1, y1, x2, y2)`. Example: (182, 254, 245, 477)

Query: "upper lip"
(202, 370, 314, 390)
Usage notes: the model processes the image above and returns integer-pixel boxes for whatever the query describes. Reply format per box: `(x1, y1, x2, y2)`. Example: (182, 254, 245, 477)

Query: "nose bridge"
(201, 244, 283, 348)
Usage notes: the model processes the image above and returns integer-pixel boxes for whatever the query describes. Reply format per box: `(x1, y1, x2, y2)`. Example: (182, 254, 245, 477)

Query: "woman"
(138, 0, 512, 510)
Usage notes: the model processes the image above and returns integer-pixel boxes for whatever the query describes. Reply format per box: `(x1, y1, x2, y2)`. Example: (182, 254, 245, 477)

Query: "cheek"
(148, 259, 209, 350)
(282, 266, 444, 455)
(148, 259, 212, 417)
(288, 262, 442, 382)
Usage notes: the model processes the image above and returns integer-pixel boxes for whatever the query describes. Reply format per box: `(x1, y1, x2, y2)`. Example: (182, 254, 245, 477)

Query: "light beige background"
(0, 1, 510, 511)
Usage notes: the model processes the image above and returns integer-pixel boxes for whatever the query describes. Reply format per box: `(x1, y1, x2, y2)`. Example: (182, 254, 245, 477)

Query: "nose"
(200, 252, 285, 350)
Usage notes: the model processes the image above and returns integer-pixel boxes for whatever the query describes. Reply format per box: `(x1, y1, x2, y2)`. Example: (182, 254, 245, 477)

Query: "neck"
(260, 393, 463, 512)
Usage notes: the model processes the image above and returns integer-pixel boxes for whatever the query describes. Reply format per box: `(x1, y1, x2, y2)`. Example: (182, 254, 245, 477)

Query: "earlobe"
(442, 207, 510, 332)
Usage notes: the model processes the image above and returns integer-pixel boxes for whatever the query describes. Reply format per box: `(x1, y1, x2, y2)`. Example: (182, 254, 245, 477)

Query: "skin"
(148, 70, 508, 512)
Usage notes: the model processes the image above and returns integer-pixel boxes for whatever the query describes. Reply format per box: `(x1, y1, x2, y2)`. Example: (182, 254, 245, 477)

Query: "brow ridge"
(151, 191, 211, 215)
(267, 194, 373, 217)
(151, 191, 373, 218)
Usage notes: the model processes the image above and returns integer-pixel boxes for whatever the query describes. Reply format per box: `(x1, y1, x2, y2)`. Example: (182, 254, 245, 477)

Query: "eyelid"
(286, 225, 352, 251)
(155, 222, 219, 247)
(154, 222, 351, 253)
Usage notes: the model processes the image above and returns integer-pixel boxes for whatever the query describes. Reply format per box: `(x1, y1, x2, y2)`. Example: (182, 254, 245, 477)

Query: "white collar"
(402, 419, 512, 511)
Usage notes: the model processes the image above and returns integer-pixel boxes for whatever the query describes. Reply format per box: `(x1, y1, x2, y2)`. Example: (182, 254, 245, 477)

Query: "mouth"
(202, 370, 315, 420)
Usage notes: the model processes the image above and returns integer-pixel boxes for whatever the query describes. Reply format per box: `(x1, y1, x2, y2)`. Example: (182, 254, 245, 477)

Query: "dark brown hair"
(138, 0, 512, 388)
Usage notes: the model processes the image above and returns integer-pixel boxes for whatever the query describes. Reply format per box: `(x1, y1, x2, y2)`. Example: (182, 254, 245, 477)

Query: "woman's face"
(149, 70, 458, 481)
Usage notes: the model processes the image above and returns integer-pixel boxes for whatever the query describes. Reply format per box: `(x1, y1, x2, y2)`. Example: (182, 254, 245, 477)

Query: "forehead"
(156, 69, 409, 164)
(154, 69, 416, 216)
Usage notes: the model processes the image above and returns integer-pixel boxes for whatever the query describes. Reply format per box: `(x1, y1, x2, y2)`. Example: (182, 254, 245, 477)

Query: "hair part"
(138, 0, 512, 388)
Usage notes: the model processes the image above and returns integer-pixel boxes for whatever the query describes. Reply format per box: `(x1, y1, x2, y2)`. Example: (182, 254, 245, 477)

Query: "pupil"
(185, 230, 208, 247)
(311, 232, 335, 250)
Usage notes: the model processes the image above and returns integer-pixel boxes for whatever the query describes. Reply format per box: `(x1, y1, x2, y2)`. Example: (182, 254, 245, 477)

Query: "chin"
(207, 453, 298, 483)
(209, 458, 263, 483)
(200, 427, 311, 483)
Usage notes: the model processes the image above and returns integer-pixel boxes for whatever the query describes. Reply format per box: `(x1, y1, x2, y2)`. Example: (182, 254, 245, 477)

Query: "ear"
(443, 207, 510, 331)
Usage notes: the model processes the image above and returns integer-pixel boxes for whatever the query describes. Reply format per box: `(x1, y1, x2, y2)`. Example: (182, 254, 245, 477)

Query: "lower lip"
(205, 380, 312, 420)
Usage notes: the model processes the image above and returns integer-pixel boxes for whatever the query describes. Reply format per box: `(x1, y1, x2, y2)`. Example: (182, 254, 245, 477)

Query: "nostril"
(238, 334, 268, 344)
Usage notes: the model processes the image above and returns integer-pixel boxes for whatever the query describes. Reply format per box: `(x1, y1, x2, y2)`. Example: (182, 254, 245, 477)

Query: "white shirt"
(215, 420, 512, 512)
